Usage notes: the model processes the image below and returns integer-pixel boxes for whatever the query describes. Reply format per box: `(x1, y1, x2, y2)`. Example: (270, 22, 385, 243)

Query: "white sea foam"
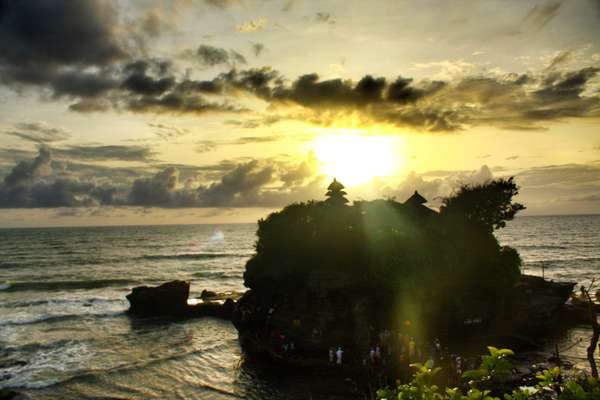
(1, 341, 92, 390)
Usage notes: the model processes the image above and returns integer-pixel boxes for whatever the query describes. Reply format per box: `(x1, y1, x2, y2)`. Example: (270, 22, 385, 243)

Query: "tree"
(324, 178, 349, 206)
(440, 177, 525, 232)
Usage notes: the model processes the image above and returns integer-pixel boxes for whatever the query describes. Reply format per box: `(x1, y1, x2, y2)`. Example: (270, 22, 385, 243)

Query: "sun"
(311, 133, 404, 186)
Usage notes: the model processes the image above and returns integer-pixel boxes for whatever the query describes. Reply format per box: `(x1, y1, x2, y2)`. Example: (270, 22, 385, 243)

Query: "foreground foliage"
(377, 347, 600, 400)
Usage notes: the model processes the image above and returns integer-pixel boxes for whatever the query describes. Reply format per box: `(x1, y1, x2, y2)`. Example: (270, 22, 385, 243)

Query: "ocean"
(0, 215, 598, 399)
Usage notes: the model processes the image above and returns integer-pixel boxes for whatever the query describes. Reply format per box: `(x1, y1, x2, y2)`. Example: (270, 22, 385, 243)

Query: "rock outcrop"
(0, 389, 30, 400)
(232, 274, 578, 367)
(497, 274, 576, 334)
(126, 280, 236, 319)
(127, 280, 189, 317)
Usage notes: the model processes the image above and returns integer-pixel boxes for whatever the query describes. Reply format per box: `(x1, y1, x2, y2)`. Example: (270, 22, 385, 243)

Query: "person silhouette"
(336, 347, 343, 365)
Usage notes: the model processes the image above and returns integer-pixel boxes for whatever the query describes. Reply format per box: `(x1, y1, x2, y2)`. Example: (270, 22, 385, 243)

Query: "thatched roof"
(404, 190, 427, 206)
(327, 178, 345, 192)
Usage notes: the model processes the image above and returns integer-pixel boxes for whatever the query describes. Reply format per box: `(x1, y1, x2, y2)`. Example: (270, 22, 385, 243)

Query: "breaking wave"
(140, 252, 253, 261)
(3, 279, 137, 293)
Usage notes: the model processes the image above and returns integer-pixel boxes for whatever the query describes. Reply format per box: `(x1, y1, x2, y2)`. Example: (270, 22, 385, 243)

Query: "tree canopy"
(440, 177, 525, 232)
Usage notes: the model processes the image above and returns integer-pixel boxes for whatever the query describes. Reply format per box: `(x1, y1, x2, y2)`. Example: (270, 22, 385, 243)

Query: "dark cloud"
(126, 155, 325, 208)
(1, 34, 598, 131)
(52, 145, 156, 162)
(128, 160, 277, 207)
(3, 149, 600, 213)
(125, 92, 243, 115)
(129, 167, 181, 206)
(196, 160, 274, 206)
(0, 149, 323, 209)
(534, 67, 598, 102)
(0, 0, 125, 68)
(249, 67, 599, 131)
(121, 60, 176, 96)
(3, 147, 51, 187)
(50, 69, 120, 98)
(0, 0, 126, 98)
(0, 148, 119, 207)
(116, 59, 247, 115)
(195, 45, 247, 67)
(4, 122, 71, 143)
(14, 63, 599, 129)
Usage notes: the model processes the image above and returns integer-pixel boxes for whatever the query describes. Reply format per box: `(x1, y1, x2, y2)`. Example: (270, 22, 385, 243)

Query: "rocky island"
(229, 179, 585, 371)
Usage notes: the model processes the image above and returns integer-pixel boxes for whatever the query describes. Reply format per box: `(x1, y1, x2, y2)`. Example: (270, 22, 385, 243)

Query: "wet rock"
(187, 298, 235, 319)
(494, 275, 576, 336)
(200, 289, 217, 300)
(126, 281, 237, 319)
(561, 302, 600, 325)
(198, 290, 242, 302)
(126, 280, 189, 317)
(0, 389, 30, 400)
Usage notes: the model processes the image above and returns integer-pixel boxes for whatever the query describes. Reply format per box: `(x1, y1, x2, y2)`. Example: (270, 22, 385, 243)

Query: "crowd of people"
(241, 303, 476, 385)
(327, 327, 477, 385)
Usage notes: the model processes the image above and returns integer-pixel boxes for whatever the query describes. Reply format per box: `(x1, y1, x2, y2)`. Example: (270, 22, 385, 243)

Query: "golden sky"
(0, 0, 599, 227)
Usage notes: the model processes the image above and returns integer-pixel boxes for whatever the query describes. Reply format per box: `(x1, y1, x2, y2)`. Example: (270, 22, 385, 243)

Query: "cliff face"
(232, 274, 575, 367)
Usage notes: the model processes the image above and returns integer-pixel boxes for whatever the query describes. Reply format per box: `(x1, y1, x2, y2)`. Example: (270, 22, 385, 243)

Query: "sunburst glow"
(312, 134, 404, 186)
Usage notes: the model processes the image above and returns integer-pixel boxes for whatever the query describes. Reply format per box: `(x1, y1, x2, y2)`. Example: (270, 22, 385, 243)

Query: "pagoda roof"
(327, 178, 345, 191)
(404, 190, 427, 205)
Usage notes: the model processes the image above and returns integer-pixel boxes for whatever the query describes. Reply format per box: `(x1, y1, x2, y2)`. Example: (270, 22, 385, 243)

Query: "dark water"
(0, 216, 598, 398)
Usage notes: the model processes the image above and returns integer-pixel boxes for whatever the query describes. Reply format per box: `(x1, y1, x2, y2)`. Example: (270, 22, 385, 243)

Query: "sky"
(0, 0, 599, 227)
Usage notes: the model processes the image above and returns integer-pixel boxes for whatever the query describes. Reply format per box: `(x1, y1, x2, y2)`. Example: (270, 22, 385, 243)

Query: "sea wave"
(0, 297, 124, 309)
(517, 244, 570, 250)
(525, 256, 600, 267)
(140, 252, 253, 261)
(2, 338, 93, 355)
(192, 271, 244, 279)
(0, 310, 125, 326)
(3, 279, 137, 293)
(1, 341, 92, 390)
(4, 341, 233, 392)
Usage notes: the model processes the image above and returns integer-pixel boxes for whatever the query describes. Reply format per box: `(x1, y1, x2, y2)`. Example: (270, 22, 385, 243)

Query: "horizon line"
(1, 212, 599, 230)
